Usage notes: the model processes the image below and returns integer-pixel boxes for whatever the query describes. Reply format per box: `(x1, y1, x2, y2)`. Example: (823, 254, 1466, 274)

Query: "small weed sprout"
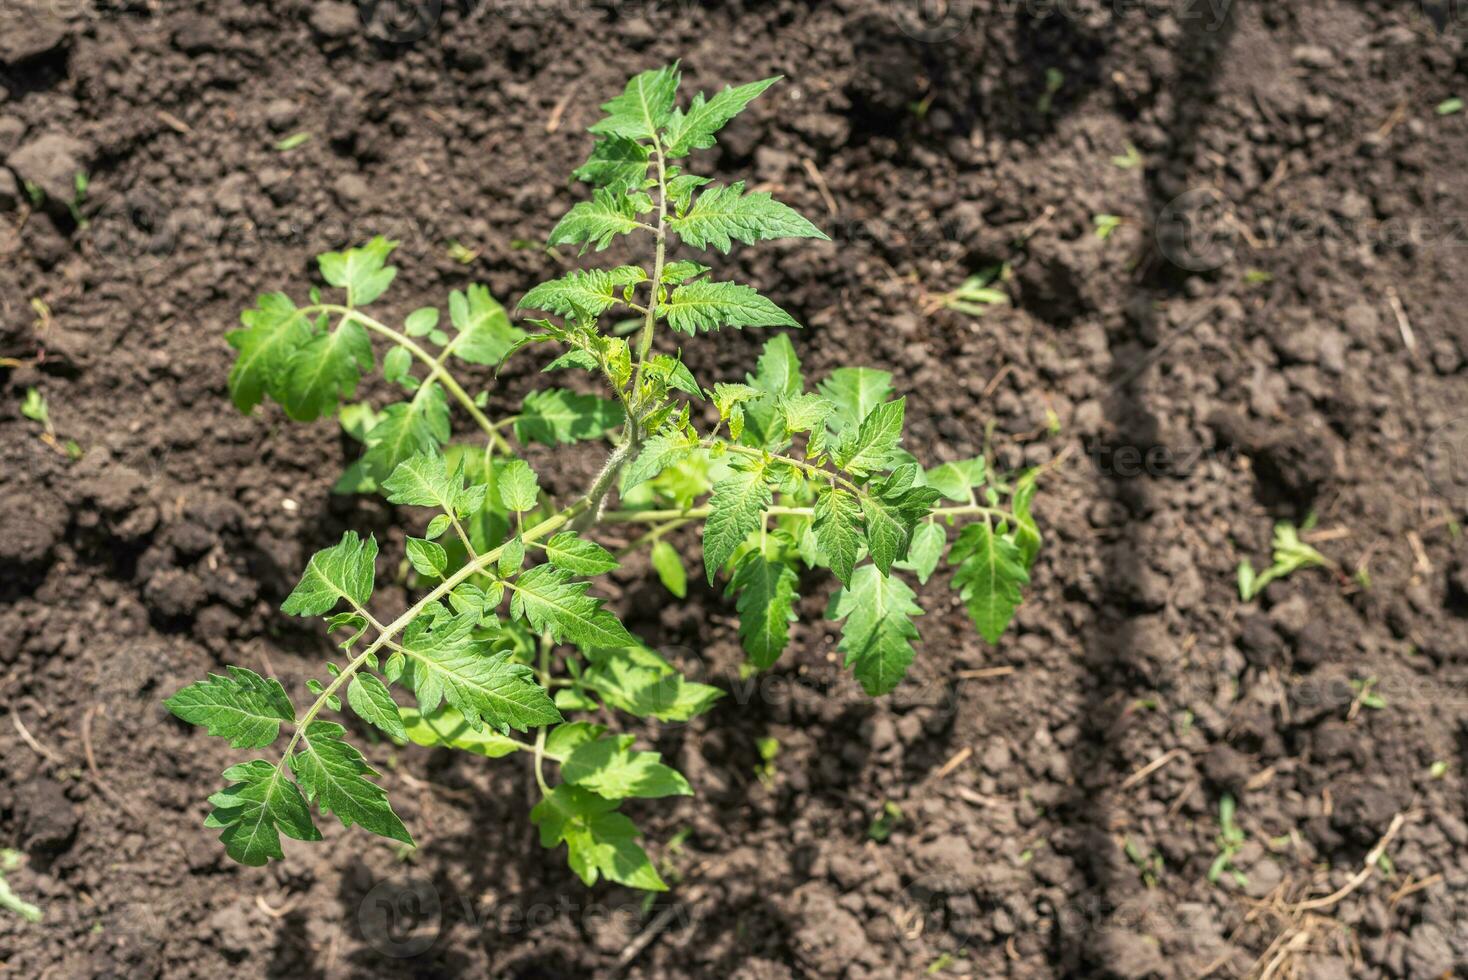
(1237, 520, 1333, 601)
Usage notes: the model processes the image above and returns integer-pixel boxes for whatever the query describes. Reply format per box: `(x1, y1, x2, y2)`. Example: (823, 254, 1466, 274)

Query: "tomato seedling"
(166, 65, 1043, 890)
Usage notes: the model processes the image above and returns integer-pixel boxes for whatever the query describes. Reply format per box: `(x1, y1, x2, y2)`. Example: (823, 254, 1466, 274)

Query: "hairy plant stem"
(305, 303, 513, 454)
(630, 137, 670, 401)
(602, 502, 1017, 525)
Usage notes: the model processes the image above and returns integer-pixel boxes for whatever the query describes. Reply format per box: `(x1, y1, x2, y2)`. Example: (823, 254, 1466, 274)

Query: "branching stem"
(305, 303, 513, 454)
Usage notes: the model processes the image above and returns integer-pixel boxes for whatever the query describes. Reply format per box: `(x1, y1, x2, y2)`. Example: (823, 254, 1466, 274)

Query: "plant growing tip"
(167, 64, 1044, 891)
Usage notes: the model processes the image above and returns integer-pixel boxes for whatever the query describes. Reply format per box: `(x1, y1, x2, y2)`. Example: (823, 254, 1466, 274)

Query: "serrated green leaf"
(531, 785, 666, 891)
(381, 451, 464, 510)
(497, 459, 540, 512)
(647, 354, 702, 398)
(514, 389, 624, 446)
(666, 173, 711, 211)
(520, 267, 646, 318)
(661, 260, 710, 284)
(835, 397, 905, 473)
(448, 284, 524, 366)
(275, 316, 373, 423)
(425, 513, 453, 540)
(813, 487, 863, 586)
(661, 280, 799, 335)
(728, 548, 799, 669)
(544, 532, 619, 575)
(290, 721, 412, 845)
(829, 565, 924, 696)
(896, 521, 946, 584)
(950, 522, 1030, 644)
(361, 384, 452, 481)
(382, 345, 412, 384)
(1012, 471, 1042, 569)
(347, 673, 406, 740)
(405, 537, 448, 578)
(669, 181, 828, 253)
(748, 333, 803, 397)
(562, 734, 692, 800)
(498, 535, 526, 578)
(579, 646, 723, 722)
(926, 457, 987, 503)
(862, 464, 942, 574)
(588, 63, 681, 141)
(164, 666, 295, 749)
(404, 307, 439, 337)
(510, 564, 637, 649)
(281, 531, 377, 617)
(398, 613, 562, 733)
(399, 704, 521, 758)
(818, 367, 894, 434)
(205, 760, 320, 867)
(664, 76, 781, 156)
(703, 463, 772, 581)
(573, 136, 651, 195)
(548, 188, 647, 253)
(226, 293, 313, 414)
(649, 539, 687, 598)
(318, 237, 398, 307)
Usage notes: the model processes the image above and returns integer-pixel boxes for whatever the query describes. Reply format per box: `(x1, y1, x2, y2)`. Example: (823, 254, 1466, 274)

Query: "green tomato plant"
(165, 65, 1042, 891)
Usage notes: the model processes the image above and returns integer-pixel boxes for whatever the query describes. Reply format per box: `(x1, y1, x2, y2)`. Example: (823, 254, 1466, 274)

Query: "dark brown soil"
(3, 1, 1468, 977)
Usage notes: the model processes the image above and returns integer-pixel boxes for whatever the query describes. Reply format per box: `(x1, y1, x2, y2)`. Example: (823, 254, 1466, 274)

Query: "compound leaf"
(548, 188, 647, 253)
(835, 397, 905, 474)
(862, 465, 943, 574)
(573, 136, 651, 195)
(347, 673, 406, 740)
(205, 760, 320, 867)
(950, 522, 1030, 644)
(279, 317, 372, 423)
(361, 384, 452, 481)
(669, 181, 828, 253)
(829, 565, 924, 696)
(703, 463, 772, 581)
(728, 548, 799, 668)
(818, 367, 893, 434)
(226, 293, 313, 414)
(588, 63, 681, 141)
(813, 487, 863, 587)
(165, 666, 295, 749)
(510, 564, 637, 649)
(544, 532, 619, 576)
(515, 389, 624, 446)
(398, 613, 561, 734)
(318, 236, 397, 307)
(664, 76, 781, 157)
(448, 284, 524, 366)
(662, 280, 799, 334)
(520, 267, 646, 318)
(290, 721, 412, 845)
(579, 646, 723, 722)
(561, 734, 692, 800)
(530, 785, 666, 891)
(281, 531, 377, 617)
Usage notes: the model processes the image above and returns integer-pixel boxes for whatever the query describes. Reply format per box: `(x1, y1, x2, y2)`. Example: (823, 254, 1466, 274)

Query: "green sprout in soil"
(0, 850, 42, 923)
(868, 800, 904, 842)
(930, 266, 1010, 318)
(1124, 836, 1163, 888)
(1037, 68, 1065, 115)
(1430, 760, 1450, 780)
(1208, 793, 1248, 887)
(21, 388, 82, 459)
(1436, 97, 1463, 116)
(755, 736, 781, 788)
(164, 65, 1044, 891)
(1237, 520, 1333, 601)
(1092, 214, 1123, 240)
(274, 131, 311, 152)
(445, 240, 479, 265)
(69, 172, 89, 228)
(1110, 143, 1142, 169)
